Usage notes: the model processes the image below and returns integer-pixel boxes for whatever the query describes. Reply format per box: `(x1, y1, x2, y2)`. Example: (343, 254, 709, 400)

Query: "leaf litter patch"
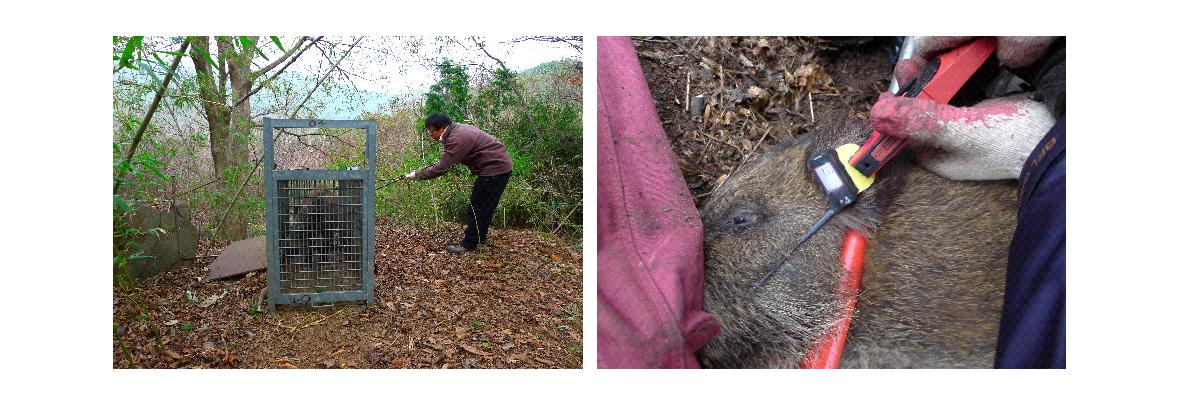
(113, 219, 583, 369)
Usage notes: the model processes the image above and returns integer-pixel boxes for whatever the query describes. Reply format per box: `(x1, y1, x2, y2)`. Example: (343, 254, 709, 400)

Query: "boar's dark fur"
(699, 120, 1018, 368)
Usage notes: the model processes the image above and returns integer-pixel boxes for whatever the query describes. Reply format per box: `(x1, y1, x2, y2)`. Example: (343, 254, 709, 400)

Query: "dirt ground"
(112, 220, 583, 369)
(631, 36, 897, 205)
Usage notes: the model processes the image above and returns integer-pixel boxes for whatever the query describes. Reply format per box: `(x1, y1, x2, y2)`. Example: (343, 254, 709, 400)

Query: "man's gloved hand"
(871, 36, 1059, 181)
(894, 36, 1058, 87)
(402, 170, 417, 180)
(870, 93, 1054, 180)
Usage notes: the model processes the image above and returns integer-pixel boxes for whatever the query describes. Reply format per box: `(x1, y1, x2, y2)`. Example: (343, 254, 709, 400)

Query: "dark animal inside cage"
(276, 179, 365, 295)
(264, 118, 375, 310)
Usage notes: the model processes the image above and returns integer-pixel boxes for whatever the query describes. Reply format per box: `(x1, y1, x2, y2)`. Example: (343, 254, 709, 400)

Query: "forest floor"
(112, 219, 583, 369)
(631, 36, 896, 205)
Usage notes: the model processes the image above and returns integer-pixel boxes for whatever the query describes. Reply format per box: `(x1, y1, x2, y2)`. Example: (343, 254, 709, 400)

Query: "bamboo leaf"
(239, 36, 266, 59)
(270, 36, 285, 52)
(137, 61, 161, 87)
(114, 194, 132, 213)
(151, 52, 178, 78)
(117, 36, 143, 72)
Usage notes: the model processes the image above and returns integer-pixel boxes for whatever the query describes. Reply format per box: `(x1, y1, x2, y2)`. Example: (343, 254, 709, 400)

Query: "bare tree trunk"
(190, 35, 315, 240)
(191, 36, 247, 239)
(191, 36, 232, 179)
(222, 36, 257, 239)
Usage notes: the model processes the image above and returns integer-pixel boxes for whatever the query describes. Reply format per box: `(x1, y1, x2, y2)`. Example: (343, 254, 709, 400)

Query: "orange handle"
(800, 229, 867, 369)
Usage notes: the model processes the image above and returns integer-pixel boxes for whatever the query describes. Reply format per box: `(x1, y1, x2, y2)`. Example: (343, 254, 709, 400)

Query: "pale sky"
(280, 36, 580, 97)
(119, 36, 581, 119)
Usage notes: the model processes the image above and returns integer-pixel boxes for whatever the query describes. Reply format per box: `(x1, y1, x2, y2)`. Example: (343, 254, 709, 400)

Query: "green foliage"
(376, 58, 582, 235)
(424, 60, 471, 121)
(114, 36, 144, 72)
(113, 135, 173, 285)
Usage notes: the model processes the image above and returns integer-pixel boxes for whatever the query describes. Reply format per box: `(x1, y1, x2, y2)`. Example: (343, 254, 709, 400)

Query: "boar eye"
(726, 210, 761, 230)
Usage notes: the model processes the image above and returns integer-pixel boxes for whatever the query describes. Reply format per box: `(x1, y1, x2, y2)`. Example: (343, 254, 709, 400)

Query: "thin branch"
(213, 37, 362, 236)
(472, 38, 546, 142)
(230, 36, 321, 110)
(177, 178, 221, 196)
(251, 36, 311, 78)
(290, 37, 361, 117)
(116, 79, 201, 102)
(510, 36, 583, 56)
(114, 38, 191, 195)
(312, 39, 361, 90)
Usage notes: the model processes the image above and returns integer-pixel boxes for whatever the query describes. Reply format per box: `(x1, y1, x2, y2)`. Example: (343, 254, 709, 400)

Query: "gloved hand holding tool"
(870, 36, 1059, 180)
(871, 36, 1066, 369)
(756, 37, 1057, 368)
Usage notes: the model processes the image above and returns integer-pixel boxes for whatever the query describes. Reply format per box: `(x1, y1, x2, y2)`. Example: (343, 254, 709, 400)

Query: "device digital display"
(814, 163, 843, 193)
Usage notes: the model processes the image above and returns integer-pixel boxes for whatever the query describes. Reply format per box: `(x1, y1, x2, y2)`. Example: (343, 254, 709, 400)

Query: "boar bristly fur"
(699, 120, 1017, 368)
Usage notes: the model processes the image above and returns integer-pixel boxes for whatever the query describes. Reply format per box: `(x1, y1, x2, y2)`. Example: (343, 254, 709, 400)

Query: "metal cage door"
(264, 118, 376, 310)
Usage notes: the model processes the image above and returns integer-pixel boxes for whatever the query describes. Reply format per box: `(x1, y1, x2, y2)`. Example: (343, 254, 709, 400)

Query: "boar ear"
(801, 119, 871, 160)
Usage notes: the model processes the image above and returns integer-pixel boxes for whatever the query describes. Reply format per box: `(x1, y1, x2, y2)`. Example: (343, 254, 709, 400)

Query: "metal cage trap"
(264, 118, 376, 310)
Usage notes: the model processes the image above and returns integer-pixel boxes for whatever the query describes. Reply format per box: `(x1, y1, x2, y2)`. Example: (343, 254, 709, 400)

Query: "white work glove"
(870, 93, 1053, 180)
(402, 170, 417, 180)
(872, 36, 1059, 181)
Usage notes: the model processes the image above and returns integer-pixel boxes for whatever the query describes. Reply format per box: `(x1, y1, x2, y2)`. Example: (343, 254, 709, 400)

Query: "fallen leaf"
(461, 344, 490, 357)
(330, 346, 346, 357)
(164, 350, 183, 359)
(163, 319, 179, 326)
(198, 291, 228, 308)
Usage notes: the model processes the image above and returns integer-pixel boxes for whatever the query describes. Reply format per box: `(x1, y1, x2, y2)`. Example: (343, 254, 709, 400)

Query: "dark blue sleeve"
(995, 116, 1066, 368)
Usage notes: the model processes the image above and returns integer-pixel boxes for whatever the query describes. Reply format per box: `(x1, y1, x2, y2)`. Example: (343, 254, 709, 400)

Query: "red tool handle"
(799, 229, 867, 369)
(848, 37, 997, 177)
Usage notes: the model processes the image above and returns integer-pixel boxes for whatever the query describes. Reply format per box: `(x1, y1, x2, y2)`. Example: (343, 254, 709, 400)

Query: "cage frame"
(263, 118, 376, 310)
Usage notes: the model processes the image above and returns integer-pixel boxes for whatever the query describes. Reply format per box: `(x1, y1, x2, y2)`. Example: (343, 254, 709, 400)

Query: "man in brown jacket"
(404, 113, 514, 253)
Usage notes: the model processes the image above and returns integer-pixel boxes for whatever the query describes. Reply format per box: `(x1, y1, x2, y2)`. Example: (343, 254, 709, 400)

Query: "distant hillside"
(518, 59, 582, 100)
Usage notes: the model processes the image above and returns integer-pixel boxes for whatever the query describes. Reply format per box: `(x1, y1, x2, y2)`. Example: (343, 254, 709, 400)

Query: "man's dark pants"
(996, 116, 1065, 368)
(461, 171, 512, 249)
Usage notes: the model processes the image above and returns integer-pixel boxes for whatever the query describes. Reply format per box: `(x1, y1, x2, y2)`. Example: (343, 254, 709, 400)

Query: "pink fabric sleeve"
(597, 36, 721, 369)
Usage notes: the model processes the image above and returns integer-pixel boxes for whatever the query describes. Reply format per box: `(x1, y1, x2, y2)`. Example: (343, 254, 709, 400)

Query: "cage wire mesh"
(264, 118, 376, 310)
